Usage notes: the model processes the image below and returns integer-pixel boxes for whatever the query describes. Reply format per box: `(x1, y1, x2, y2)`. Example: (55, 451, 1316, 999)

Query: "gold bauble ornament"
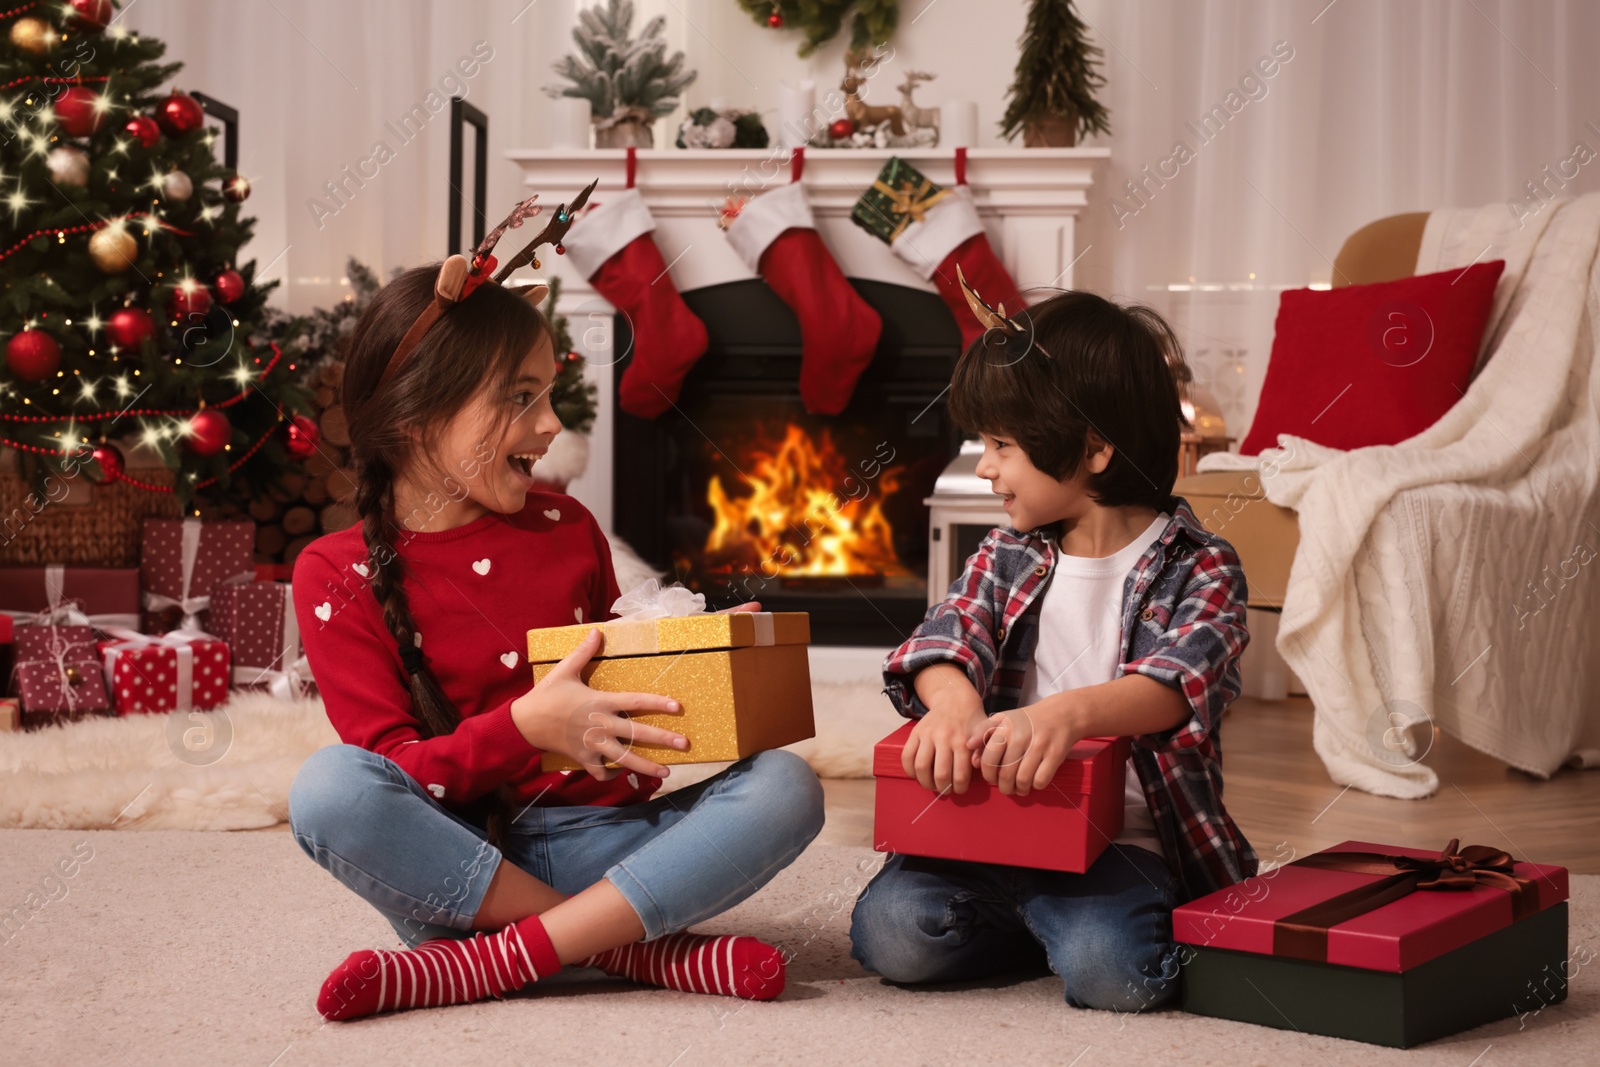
(88, 226, 138, 273)
(8, 17, 53, 55)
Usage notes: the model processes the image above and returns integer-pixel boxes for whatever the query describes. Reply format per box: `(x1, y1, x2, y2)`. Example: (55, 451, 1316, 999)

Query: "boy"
(850, 289, 1257, 1014)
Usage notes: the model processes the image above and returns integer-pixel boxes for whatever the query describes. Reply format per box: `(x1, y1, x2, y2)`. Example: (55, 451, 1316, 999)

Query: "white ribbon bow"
(141, 518, 252, 631)
(610, 578, 707, 620)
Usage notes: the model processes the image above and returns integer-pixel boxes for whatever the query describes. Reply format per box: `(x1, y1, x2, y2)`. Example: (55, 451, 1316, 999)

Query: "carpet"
(0, 683, 903, 830)
(3, 831, 1594, 1066)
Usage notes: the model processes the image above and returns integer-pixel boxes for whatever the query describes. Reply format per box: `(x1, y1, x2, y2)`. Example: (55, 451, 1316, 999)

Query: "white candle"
(941, 100, 977, 148)
(550, 96, 592, 150)
(778, 79, 817, 150)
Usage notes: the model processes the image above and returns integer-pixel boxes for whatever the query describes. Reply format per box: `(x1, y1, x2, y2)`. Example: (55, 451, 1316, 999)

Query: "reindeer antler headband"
(956, 264, 1049, 358)
(379, 179, 600, 388)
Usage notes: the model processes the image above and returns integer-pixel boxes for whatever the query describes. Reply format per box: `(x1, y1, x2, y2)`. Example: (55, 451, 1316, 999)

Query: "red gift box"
(10, 623, 111, 728)
(1174, 839, 1568, 970)
(100, 631, 231, 715)
(209, 580, 310, 694)
(1174, 839, 1571, 1047)
(0, 564, 141, 630)
(872, 721, 1128, 873)
(139, 518, 254, 633)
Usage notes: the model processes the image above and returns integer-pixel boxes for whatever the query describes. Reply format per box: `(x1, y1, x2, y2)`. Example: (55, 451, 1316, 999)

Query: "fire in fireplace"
(612, 277, 962, 646)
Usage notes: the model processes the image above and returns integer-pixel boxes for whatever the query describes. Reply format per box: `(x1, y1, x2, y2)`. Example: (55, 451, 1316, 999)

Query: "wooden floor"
(816, 696, 1600, 875)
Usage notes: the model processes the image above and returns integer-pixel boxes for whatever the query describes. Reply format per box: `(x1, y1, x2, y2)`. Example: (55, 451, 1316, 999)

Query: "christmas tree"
(1, 1, 311, 514)
(998, 0, 1112, 143)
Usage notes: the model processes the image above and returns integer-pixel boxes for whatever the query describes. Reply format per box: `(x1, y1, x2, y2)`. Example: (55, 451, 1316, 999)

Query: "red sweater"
(292, 491, 656, 812)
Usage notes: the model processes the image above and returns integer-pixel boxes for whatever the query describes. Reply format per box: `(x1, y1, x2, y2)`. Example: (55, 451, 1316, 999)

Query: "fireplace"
(612, 278, 961, 646)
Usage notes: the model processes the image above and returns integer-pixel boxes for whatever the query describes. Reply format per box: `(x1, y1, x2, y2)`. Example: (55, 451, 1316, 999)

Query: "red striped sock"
(583, 933, 785, 1001)
(316, 915, 561, 1021)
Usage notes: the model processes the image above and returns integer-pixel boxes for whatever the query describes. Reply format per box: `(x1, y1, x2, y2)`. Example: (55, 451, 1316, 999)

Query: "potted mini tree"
(546, 0, 697, 149)
(998, 0, 1111, 147)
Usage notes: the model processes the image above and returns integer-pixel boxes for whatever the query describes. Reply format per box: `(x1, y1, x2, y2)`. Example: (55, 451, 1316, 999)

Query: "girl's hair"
(341, 263, 549, 845)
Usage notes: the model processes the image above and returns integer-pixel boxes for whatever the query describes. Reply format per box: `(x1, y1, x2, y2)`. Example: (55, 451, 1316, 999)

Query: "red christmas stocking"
(890, 186, 1026, 352)
(726, 182, 882, 415)
(564, 188, 709, 419)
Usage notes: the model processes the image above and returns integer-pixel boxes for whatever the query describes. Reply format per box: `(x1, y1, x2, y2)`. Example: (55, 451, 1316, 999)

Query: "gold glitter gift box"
(527, 612, 814, 769)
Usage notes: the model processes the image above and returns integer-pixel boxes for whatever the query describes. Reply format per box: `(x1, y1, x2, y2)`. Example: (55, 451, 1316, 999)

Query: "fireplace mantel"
(505, 147, 1109, 297)
(502, 145, 1108, 559)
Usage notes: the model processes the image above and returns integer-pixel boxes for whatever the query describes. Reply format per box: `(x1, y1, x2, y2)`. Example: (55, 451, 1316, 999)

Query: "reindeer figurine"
(842, 47, 906, 136)
(896, 70, 940, 139)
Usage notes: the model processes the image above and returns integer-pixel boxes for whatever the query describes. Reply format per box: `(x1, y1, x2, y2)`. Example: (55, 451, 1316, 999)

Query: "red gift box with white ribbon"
(10, 623, 111, 727)
(99, 628, 231, 715)
(872, 721, 1128, 873)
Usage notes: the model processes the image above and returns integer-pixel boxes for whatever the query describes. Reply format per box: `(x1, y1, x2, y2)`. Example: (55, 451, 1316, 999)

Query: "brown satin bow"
(1272, 839, 1541, 962)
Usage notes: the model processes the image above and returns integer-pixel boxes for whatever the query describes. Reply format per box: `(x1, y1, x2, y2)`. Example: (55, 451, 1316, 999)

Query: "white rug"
(0, 682, 902, 830)
(3, 831, 1594, 1066)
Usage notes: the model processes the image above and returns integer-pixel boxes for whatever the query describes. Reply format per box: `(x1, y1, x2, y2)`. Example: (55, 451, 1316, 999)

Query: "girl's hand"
(715, 600, 761, 613)
(511, 628, 686, 781)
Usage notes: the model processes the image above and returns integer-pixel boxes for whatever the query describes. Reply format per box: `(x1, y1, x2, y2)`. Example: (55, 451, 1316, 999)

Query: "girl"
(288, 242, 825, 1021)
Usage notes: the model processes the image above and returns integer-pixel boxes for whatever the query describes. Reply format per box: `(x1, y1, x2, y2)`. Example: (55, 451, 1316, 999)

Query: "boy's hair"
(947, 289, 1185, 511)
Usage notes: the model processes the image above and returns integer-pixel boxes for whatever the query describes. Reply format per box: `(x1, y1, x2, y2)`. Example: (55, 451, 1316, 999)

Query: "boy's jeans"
(850, 843, 1181, 1013)
(290, 744, 825, 947)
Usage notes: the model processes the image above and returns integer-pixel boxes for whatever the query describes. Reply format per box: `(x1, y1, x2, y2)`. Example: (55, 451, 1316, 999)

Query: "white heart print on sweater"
(543, 508, 560, 522)
(499, 651, 519, 669)
(315, 602, 332, 622)
(427, 784, 446, 799)
(573, 607, 583, 622)
(352, 562, 370, 578)
(472, 559, 491, 576)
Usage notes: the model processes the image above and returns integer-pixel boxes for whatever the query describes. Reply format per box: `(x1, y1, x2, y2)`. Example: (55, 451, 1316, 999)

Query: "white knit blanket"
(1201, 194, 1600, 797)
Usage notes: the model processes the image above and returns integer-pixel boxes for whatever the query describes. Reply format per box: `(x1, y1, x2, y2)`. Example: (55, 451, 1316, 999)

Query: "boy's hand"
(904, 702, 988, 794)
(970, 696, 1083, 797)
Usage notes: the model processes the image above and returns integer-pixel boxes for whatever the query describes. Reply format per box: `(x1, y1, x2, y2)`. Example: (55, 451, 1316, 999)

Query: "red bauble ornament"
(6, 329, 61, 381)
(284, 414, 319, 460)
(213, 269, 246, 304)
(185, 408, 231, 457)
(156, 91, 205, 136)
(68, 0, 113, 30)
(106, 307, 155, 348)
(828, 118, 857, 139)
(123, 115, 161, 148)
(53, 87, 105, 137)
(169, 281, 212, 319)
(222, 173, 251, 202)
(88, 441, 124, 485)
(768, 10, 784, 27)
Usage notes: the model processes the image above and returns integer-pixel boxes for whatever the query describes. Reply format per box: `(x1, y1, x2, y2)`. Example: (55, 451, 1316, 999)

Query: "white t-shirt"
(1017, 513, 1169, 862)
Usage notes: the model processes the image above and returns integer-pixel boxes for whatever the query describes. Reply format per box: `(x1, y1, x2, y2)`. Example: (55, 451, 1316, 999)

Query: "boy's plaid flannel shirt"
(882, 496, 1258, 902)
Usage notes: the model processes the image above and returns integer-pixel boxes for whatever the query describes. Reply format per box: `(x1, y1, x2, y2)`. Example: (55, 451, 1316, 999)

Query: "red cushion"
(1239, 261, 1505, 455)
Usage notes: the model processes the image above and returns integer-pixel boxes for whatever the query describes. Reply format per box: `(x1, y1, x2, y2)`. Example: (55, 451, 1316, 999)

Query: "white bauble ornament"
(47, 146, 91, 187)
(162, 169, 194, 201)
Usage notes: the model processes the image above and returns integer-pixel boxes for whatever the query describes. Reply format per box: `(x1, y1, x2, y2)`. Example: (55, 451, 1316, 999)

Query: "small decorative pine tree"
(998, 0, 1112, 143)
(545, 0, 696, 125)
(540, 275, 597, 436)
(734, 0, 899, 59)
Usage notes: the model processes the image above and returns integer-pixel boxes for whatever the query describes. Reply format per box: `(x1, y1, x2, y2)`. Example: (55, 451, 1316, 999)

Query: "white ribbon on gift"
(578, 579, 776, 656)
(36, 627, 93, 712)
(141, 518, 252, 631)
(1, 563, 141, 632)
(100, 625, 219, 714)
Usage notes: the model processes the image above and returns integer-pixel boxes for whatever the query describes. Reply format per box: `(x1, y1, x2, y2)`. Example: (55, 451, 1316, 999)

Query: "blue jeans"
(289, 745, 825, 948)
(849, 844, 1182, 1012)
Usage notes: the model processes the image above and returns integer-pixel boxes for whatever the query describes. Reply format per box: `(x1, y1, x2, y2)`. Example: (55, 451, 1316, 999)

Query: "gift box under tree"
(0, 563, 141, 631)
(10, 623, 110, 729)
(527, 584, 814, 770)
(209, 579, 310, 696)
(140, 517, 254, 633)
(1174, 838, 1569, 1047)
(873, 722, 1128, 873)
(99, 630, 231, 716)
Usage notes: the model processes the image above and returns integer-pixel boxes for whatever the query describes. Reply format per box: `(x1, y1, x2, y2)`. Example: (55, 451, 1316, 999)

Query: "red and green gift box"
(98, 629, 231, 715)
(9, 624, 110, 729)
(872, 722, 1128, 873)
(139, 517, 254, 633)
(1174, 838, 1569, 1047)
